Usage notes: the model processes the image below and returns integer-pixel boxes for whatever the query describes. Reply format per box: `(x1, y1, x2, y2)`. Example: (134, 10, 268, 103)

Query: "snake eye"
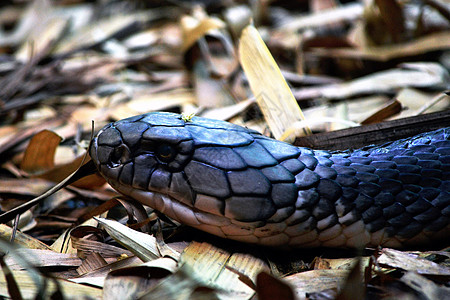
(156, 144, 176, 162)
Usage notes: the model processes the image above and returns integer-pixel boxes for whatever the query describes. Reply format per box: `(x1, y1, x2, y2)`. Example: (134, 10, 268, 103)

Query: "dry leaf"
(20, 130, 62, 174)
(95, 217, 162, 261)
(377, 248, 450, 276)
(239, 24, 310, 142)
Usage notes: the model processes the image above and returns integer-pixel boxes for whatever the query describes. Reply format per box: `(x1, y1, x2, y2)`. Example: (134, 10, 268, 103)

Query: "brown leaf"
(20, 130, 62, 174)
(256, 271, 295, 300)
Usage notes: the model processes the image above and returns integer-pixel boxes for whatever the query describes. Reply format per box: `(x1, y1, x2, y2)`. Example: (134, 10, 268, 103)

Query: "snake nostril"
(110, 144, 130, 167)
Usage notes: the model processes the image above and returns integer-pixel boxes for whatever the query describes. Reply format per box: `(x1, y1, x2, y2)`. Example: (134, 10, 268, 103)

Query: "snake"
(89, 112, 450, 248)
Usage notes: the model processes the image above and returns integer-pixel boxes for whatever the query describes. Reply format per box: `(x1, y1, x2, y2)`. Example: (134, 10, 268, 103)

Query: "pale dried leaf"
(377, 248, 450, 275)
(102, 258, 177, 299)
(177, 242, 268, 299)
(200, 97, 256, 121)
(15, 18, 69, 62)
(292, 63, 449, 100)
(95, 217, 162, 261)
(4, 249, 81, 270)
(312, 257, 370, 273)
(111, 89, 196, 120)
(284, 269, 349, 296)
(400, 271, 450, 299)
(0, 224, 52, 250)
(315, 31, 450, 61)
(0, 269, 102, 299)
(76, 252, 107, 275)
(239, 25, 309, 141)
(180, 12, 225, 52)
(279, 3, 363, 31)
(70, 256, 142, 288)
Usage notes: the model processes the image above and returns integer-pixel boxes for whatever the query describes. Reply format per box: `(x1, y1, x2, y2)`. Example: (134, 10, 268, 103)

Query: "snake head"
(90, 112, 304, 246)
(90, 113, 196, 191)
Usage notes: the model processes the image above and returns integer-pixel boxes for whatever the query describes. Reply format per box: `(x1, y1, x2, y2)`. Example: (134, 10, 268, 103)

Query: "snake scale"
(90, 112, 450, 248)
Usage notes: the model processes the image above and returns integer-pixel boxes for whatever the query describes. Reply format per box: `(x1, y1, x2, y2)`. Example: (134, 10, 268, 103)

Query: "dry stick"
(0, 160, 98, 226)
(295, 109, 450, 151)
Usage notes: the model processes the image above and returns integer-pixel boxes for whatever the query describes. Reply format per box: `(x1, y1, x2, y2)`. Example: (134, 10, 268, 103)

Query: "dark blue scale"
(405, 198, 432, 215)
(193, 147, 247, 170)
(149, 167, 171, 190)
(419, 187, 440, 200)
(341, 187, 358, 202)
(227, 169, 271, 195)
(397, 164, 421, 173)
(361, 205, 383, 224)
(420, 177, 442, 188)
(170, 172, 194, 203)
(184, 161, 230, 198)
(336, 174, 359, 187)
(348, 156, 372, 165)
(404, 184, 421, 193)
(312, 199, 335, 220)
(255, 137, 300, 161)
(225, 196, 276, 222)
(368, 153, 394, 161)
(280, 159, 305, 174)
(418, 160, 442, 169)
(187, 126, 254, 147)
(316, 156, 333, 167)
(354, 193, 374, 211)
(355, 172, 379, 183)
(425, 216, 448, 231)
(98, 127, 122, 146)
(233, 142, 278, 167)
(383, 202, 405, 219)
(329, 156, 351, 166)
(436, 147, 450, 155)
(374, 192, 395, 207)
(133, 155, 158, 189)
(317, 179, 341, 200)
(332, 165, 356, 176)
(393, 156, 418, 165)
(440, 156, 450, 164)
(314, 165, 337, 179)
(375, 168, 399, 179)
(396, 221, 423, 238)
(97, 145, 115, 164)
(370, 161, 396, 169)
(358, 182, 381, 197)
(296, 190, 320, 208)
(415, 153, 440, 160)
(414, 207, 441, 223)
(119, 163, 134, 186)
(298, 155, 318, 169)
(261, 165, 295, 182)
(398, 173, 422, 184)
(421, 169, 442, 178)
(350, 163, 376, 173)
(271, 183, 298, 207)
(410, 144, 436, 153)
(143, 126, 192, 144)
(295, 169, 320, 189)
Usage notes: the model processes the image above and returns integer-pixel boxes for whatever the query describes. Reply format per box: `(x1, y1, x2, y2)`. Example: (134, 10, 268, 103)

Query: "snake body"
(90, 112, 450, 248)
